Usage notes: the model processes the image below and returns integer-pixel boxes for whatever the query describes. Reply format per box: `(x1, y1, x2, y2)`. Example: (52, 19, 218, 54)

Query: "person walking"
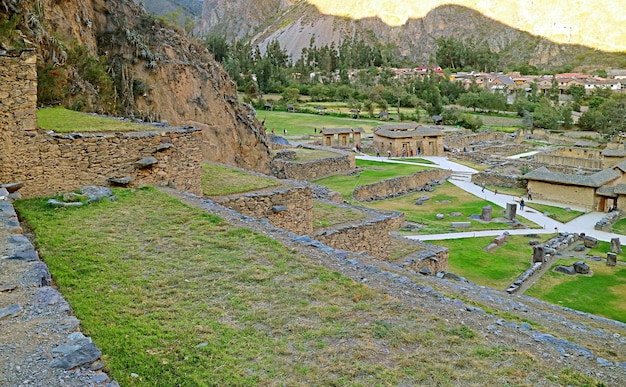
(520, 198, 525, 211)
(481, 183, 485, 193)
(527, 188, 533, 200)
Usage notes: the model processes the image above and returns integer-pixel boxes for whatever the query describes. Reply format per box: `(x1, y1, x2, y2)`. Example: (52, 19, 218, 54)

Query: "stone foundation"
(353, 169, 451, 201)
(211, 184, 314, 235)
(396, 239, 449, 274)
(270, 151, 355, 180)
(312, 210, 404, 260)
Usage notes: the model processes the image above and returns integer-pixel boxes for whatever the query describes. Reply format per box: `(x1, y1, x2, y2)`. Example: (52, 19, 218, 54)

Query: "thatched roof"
(602, 149, 626, 157)
(321, 127, 364, 135)
(374, 125, 443, 139)
(524, 166, 620, 187)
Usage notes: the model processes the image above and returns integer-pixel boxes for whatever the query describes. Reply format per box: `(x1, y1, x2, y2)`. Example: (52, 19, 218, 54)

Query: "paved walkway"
(355, 154, 623, 243)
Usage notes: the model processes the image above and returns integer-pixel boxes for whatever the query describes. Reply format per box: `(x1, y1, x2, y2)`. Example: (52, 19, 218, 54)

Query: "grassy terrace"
(262, 110, 382, 137)
(433, 235, 554, 290)
(13, 187, 588, 386)
(312, 201, 367, 230)
(313, 159, 432, 200)
(368, 182, 538, 234)
(38, 106, 152, 132)
(525, 202, 585, 223)
(526, 257, 626, 322)
(202, 162, 279, 196)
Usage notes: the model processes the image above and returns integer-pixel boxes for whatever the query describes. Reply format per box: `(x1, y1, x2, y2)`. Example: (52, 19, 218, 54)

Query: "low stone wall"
(211, 184, 313, 235)
(0, 195, 114, 383)
(506, 233, 580, 294)
(353, 169, 451, 201)
(2, 128, 203, 198)
(270, 151, 355, 180)
(534, 153, 603, 170)
(397, 239, 449, 274)
(471, 172, 526, 189)
(444, 131, 511, 150)
(312, 210, 404, 260)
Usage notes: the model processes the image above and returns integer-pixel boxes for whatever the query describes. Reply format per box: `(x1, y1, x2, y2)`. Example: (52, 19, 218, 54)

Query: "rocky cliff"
(1, 0, 272, 172)
(200, 0, 626, 69)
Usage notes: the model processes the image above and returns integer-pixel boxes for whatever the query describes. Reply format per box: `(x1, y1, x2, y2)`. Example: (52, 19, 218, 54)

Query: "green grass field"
(526, 258, 626, 322)
(202, 162, 279, 196)
(366, 182, 538, 233)
(313, 159, 432, 199)
(612, 217, 626, 235)
(525, 202, 585, 223)
(432, 235, 550, 290)
(261, 110, 389, 137)
(14, 187, 578, 386)
(38, 106, 152, 132)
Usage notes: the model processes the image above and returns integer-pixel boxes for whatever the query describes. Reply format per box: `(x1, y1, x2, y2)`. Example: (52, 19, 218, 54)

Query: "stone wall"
(270, 152, 356, 180)
(5, 129, 203, 198)
(471, 172, 526, 189)
(353, 169, 451, 201)
(312, 211, 405, 259)
(1, 50, 203, 198)
(397, 239, 449, 274)
(211, 184, 313, 235)
(534, 153, 603, 170)
(444, 131, 511, 149)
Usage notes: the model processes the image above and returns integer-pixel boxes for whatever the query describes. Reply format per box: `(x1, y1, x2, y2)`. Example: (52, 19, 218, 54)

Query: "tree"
(532, 99, 560, 130)
(281, 87, 300, 103)
(458, 92, 480, 112)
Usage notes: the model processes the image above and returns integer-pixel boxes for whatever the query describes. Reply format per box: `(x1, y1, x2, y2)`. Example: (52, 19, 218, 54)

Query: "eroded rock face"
(2, 0, 272, 173)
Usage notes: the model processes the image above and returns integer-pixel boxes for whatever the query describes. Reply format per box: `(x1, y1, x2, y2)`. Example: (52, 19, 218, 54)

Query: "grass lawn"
(288, 148, 342, 162)
(312, 201, 367, 230)
(432, 235, 549, 290)
(367, 182, 538, 233)
(313, 159, 432, 199)
(202, 162, 279, 196)
(13, 187, 574, 385)
(261, 110, 383, 137)
(613, 217, 626, 235)
(526, 258, 626, 323)
(525, 202, 585, 223)
(38, 106, 151, 132)
(587, 240, 626, 262)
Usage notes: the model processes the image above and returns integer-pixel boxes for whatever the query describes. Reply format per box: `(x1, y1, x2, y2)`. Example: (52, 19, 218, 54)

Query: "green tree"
(281, 87, 300, 103)
(532, 99, 559, 130)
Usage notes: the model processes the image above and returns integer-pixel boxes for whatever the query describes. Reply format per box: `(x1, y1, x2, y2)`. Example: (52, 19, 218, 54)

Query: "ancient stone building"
(372, 124, 444, 157)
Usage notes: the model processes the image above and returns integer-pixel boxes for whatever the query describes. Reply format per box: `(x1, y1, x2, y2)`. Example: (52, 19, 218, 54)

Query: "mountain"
(199, 0, 626, 70)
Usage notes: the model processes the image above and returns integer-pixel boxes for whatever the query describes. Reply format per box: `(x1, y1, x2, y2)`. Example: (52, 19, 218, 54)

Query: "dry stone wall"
(353, 169, 451, 201)
(1, 51, 203, 198)
(313, 210, 405, 260)
(471, 172, 526, 189)
(211, 184, 313, 235)
(270, 152, 355, 180)
(444, 131, 511, 150)
(397, 240, 449, 274)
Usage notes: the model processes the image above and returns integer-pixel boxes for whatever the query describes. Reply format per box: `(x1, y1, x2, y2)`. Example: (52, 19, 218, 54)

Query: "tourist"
(481, 183, 485, 193)
(520, 198, 525, 211)
(494, 188, 498, 195)
(375, 148, 380, 157)
(527, 188, 533, 200)
(387, 150, 392, 159)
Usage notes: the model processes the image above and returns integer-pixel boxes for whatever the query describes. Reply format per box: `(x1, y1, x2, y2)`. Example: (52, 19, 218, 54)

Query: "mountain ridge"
(200, 0, 626, 70)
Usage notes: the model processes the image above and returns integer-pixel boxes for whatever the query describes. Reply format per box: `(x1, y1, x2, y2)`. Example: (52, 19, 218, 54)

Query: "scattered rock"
(134, 156, 158, 169)
(0, 303, 22, 320)
(435, 213, 444, 220)
(573, 261, 590, 274)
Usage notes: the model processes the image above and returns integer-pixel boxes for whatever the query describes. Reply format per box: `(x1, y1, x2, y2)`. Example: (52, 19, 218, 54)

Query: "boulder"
(435, 213, 445, 220)
(583, 236, 599, 248)
(554, 265, 576, 275)
(573, 261, 590, 274)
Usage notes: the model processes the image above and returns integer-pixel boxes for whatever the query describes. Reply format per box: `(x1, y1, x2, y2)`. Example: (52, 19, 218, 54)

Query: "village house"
(372, 124, 445, 157)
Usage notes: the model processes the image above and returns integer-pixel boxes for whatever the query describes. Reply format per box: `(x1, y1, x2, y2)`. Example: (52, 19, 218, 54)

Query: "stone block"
(607, 252, 617, 266)
(532, 245, 546, 263)
(611, 238, 622, 253)
(451, 221, 471, 228)
(554, 265, 576, 275)
(583, 236, 599, 248)
(481, 205, 492, 221)
(573, 261, 590, 274)
(436, 213, 444, 220)
(505, 202, 517, 220)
